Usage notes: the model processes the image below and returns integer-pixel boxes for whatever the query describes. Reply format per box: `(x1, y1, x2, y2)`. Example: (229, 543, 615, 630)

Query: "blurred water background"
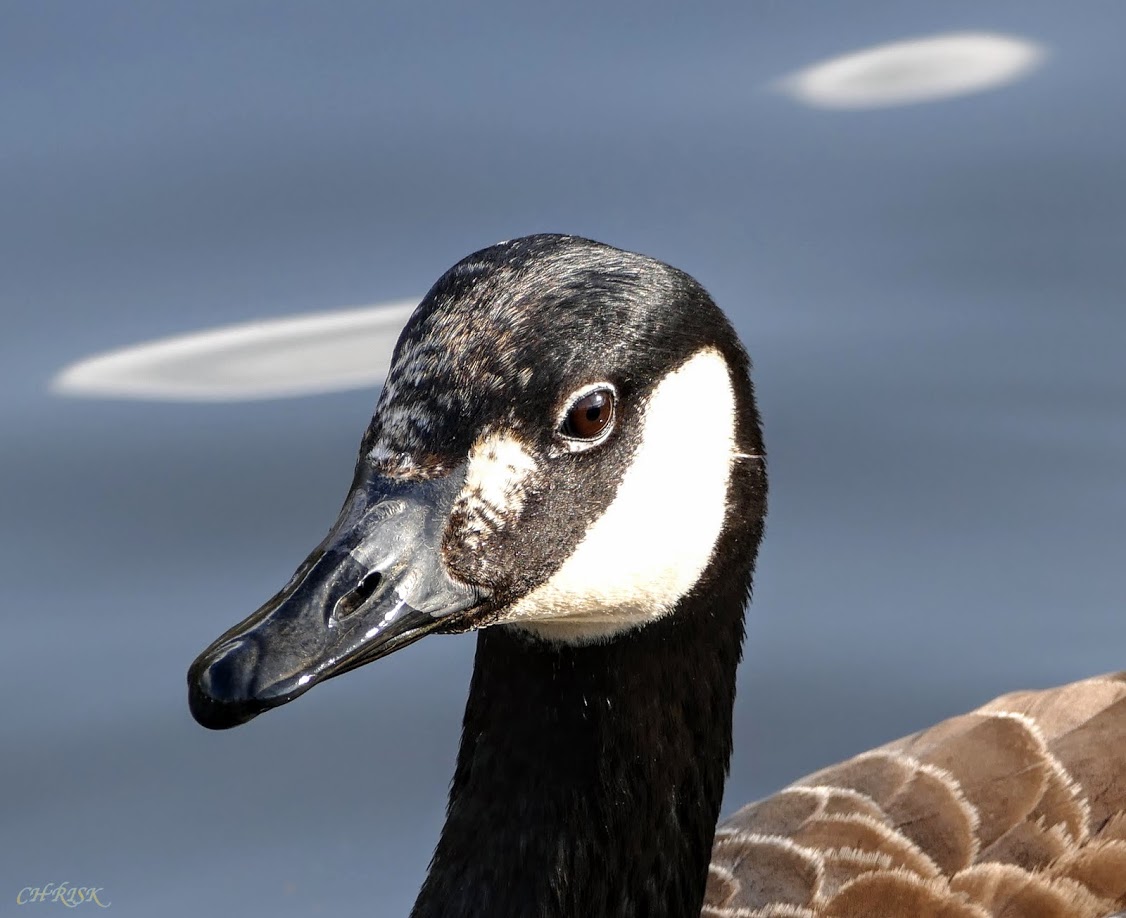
(3, 3, 1125, 915)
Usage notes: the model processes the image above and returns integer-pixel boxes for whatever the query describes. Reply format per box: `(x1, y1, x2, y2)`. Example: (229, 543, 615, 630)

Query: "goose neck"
(410, 579, 749, 918)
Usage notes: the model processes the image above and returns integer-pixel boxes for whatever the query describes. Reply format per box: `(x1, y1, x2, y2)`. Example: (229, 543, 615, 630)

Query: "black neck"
(410, 522, 759, 918)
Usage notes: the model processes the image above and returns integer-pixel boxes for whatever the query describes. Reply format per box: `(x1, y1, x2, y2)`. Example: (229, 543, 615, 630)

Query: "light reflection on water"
(51, 301, 416, 402)
(778, 32, 1045, 110)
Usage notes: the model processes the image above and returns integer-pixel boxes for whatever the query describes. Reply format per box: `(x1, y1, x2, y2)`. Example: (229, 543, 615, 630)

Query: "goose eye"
(561, 388, 615, 441)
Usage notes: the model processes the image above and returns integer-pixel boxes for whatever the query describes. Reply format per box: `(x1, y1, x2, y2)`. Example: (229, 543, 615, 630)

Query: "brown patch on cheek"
(442, 499, 493, 586)
(441, 476, 539, 596)
(441, 430, 545, 594)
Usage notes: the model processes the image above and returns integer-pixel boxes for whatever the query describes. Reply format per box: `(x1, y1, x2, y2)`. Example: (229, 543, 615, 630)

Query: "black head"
(188, 234, 766, 728)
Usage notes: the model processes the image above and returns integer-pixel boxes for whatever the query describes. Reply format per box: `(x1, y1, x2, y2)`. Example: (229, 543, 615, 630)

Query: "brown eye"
(561, 388, 615, 441)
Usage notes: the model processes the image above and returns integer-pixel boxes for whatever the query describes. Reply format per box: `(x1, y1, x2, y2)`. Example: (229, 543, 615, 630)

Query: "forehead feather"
(363, 235, 726, 468)
(396, 239, 688, 390)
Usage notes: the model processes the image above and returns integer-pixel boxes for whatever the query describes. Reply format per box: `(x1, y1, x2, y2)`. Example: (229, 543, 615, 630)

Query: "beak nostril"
(335, 571, 384, 619)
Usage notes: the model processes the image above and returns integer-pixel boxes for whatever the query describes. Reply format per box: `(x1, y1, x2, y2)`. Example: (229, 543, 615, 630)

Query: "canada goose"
(188, 235, 1126, 917)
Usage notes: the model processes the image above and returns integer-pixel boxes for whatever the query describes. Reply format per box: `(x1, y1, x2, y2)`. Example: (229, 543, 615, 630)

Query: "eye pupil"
(562, 388, 616, 441)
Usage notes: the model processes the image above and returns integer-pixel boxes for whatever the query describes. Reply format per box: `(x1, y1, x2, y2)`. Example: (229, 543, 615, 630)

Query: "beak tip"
(187, 644, 265, 730)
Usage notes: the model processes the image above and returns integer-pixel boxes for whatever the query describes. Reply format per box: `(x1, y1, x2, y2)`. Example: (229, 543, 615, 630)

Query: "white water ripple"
(51, 300, 418, 402)
(780, 32, 1046, 110)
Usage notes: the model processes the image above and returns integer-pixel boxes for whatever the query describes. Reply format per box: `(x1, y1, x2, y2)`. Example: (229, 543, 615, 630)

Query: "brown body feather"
(705, 674, 1126, 917)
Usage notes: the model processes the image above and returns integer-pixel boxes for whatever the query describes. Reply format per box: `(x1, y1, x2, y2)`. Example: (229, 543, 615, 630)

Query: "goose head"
(188, 234, 766, 730)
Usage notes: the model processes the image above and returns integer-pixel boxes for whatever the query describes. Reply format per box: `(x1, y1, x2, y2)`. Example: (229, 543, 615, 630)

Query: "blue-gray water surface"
(3, 3, 1125, 915)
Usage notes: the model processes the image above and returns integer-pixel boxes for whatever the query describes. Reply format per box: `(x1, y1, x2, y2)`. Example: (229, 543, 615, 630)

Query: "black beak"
(187, 466, 484, 730)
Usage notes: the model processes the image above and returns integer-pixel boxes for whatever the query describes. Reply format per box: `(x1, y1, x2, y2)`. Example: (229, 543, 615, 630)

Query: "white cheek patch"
(454, 432, 540, 541)
(503, 348, 738, 642)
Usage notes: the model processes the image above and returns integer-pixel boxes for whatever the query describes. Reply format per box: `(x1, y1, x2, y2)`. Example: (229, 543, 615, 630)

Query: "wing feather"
(707, 673, 1126, 917)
